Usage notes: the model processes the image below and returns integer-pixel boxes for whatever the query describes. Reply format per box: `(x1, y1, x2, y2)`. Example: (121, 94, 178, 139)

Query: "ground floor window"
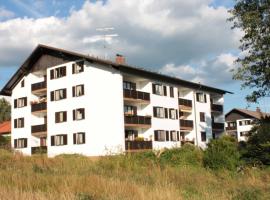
(125, 130, 138, 141)
(154, 130, 166, 141)
(73, 132, 85, 144)
(201, 132, 206, 142)
(14, 138, 27, 148)
(51, 134, 67, 146)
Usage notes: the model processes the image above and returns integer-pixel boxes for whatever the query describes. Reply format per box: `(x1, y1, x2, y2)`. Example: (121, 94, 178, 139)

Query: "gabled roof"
(0, 44, 233, 96)
(225, 108, 270, 120)
(0, 121, 11, 135)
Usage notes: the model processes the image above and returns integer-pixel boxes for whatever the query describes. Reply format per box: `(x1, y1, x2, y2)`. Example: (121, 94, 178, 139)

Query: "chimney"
(115, 54, 125, 64)
(256, 107, 261, 113)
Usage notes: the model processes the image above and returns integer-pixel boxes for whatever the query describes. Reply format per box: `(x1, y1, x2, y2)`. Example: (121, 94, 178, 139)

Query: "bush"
(159, 144, 203, 167)
(203, 136, 241, 170)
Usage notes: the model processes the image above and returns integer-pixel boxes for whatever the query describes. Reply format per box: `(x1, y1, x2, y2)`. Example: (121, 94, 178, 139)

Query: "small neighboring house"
(225, 108, 269, 142)
(0, 121, 11, 137)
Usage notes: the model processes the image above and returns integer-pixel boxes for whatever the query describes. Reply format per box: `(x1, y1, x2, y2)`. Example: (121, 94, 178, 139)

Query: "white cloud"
(0, 7, 15, 20)
(0, 0, 241, 88)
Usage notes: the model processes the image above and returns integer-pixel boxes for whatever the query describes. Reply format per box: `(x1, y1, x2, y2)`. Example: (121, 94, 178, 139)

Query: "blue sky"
(0, 0, 269, 113)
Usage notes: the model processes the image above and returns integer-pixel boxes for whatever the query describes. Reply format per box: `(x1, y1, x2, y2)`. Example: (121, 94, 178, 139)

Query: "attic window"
(21, 79, 25, 88)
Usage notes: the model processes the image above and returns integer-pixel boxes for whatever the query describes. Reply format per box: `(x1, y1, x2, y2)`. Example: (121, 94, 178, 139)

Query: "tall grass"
(0, 149, 269, 200)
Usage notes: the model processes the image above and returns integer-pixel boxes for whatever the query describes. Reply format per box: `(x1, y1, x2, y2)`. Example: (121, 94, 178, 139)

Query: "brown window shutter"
(81, 85, 84, 95)
(163, 86, 167, 96)
(63, 135, 67, 145)
(164, 108, 168, 118)
(14, 119, 17, 128)
(177, 131, 180, 141)
(153, 107, 157, 117)
(73, 110, 76, 120)
(169, 109, 172, 119)
(63, 67, 66, 76)
(23, 97, 27, 106)
(22, 118, 24, 128)
(154, 130, 158, 141)
(152, 84, 156, 94)
(64, 112, 67, 122)
(72, 64, 75, 74)
(204, 94, 207, 103)
(82, 109, 85, 119)
(175, 109, 178, 119)
(63, 89, 67, 99)
(51, 91, 54, 101)
(50, 69, 54, 79)
(24, 138, 27, 148)
(73, 133, 76, 144)
(51, 136, 55, 146)
(170, 131, 173, 141)
(55, 112, 59, 123)
(82, 133, 85, 144)
(14, 139, 17, 148)
(166, 131, 169, 141)
(72, 86, 75, 97)
(196, 93, 199, 101)
(170, 87, 174, 97)
(14, 99, 17, 108)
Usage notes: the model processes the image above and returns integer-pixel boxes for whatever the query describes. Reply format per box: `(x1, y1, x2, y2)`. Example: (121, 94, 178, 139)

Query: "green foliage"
(0, 98, 11, 123)
(232, 188, 262, 200)
(241, 116, 270, 165)
(159, 144, 203, 167)
(203, 136, 241, 170)
(0, 136, 11, 150)
(229, 0, 270, 102)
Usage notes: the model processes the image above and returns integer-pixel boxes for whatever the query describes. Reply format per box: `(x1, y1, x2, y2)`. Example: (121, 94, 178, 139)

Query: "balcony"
(226, 126, 237, 131)
(178, 98, 192, 112)
(125, 141, 152, 151)
(123, 89, 150, 104)
(31, 81, 47, 96)
(124, 115, 151, 128)
(180, 119, 194, 131)
(181, 139, 195, 146)
(31, 102, 47, 115)
(31, 146, 47, 154)
(212, 122, 225, 130)
(31, 124, 47, 137)
(211, 103, 223, 113)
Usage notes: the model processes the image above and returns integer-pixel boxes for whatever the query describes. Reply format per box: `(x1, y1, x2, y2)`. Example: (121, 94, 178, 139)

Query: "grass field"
(0, 149, 269, 200)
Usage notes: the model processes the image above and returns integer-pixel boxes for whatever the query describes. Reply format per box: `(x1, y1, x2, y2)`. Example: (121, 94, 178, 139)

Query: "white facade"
(8, 47, 227, 157)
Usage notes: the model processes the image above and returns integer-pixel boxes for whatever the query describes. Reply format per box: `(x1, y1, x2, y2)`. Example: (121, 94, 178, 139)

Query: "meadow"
(0, 147, 269, 200)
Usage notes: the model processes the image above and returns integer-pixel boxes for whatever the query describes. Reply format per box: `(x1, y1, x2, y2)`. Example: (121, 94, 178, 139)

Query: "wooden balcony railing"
(31, 124, 47, 133)
(211, 103, 223, 113)
(178, 98, 192, 107)
(123, 89, 150, 102)
(31, 146, 47, 154)
(125, 116, 151, 126)
(125, 141, 152, 151)
(31, 102, 47, 112)
(226, 126, 237, 131)
(31, 81, 46, 92)
(212, 122, 225, 130)
(180, 119, 194, 130)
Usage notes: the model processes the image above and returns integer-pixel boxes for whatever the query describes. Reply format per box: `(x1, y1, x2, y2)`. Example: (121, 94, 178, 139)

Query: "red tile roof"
(0, 121, 11, 135)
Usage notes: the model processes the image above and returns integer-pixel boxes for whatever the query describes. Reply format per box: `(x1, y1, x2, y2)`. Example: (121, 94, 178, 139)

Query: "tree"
(0, 98, 11, 123)
(229, 0, 270, 102)
(203, 136, 241, 170)
(241, 116, 270, 165)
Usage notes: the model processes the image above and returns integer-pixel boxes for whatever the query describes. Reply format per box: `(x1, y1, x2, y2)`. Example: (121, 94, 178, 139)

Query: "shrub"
(159, 144, 203, 167)
(203, 136, 241, 170)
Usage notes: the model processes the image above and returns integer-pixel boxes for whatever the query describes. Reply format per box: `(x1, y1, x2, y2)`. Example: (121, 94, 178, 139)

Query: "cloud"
(0, 7, 15, 20)
(0, 0, 241, 89)
(160, 53, 237, 86)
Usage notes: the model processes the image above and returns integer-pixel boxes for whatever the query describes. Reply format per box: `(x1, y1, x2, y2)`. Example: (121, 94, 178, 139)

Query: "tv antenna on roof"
(96, 27, 118, 59)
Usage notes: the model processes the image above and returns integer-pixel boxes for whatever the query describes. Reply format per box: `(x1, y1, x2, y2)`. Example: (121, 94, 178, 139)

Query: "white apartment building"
(225, 108, 269, 142)
(0, 44, 230, 157)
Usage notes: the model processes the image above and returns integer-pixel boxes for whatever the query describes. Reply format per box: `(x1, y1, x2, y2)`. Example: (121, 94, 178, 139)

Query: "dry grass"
(0, 150, 269, 200)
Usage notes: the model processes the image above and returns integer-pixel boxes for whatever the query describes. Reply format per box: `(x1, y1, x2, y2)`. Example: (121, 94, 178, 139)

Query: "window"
(14, 138, 27, 148)
(154, 130, 166, 141)
(169, 109, 178, 119)
(240, 131, 249, 137)
(50, 66, 66, 79)
(73, 108, 85, 120)
(73, 132, 85, 144)
(14, 118, 24, 128)
(51, 89, 67, 101)
(21, 79, 25, 87)
(14, 97, 27, 108)
(196, 93, 207, 103)
(55, 111, 67, 123)
(200, 112, 205, 122)
(152, 84, 167, 96)
(72, 61, 84, 74)
(124, 105, 137, 116)
(51, 134, 67, 146)
(153, 107, 167, 118)
(170, 131, 178, 141)
(201, 132, 206, 142)
(123, 81, 136, 90)
(170, 86, 174, 97)
(72, 85, 84, 97)
(40, 137, 46, 146)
